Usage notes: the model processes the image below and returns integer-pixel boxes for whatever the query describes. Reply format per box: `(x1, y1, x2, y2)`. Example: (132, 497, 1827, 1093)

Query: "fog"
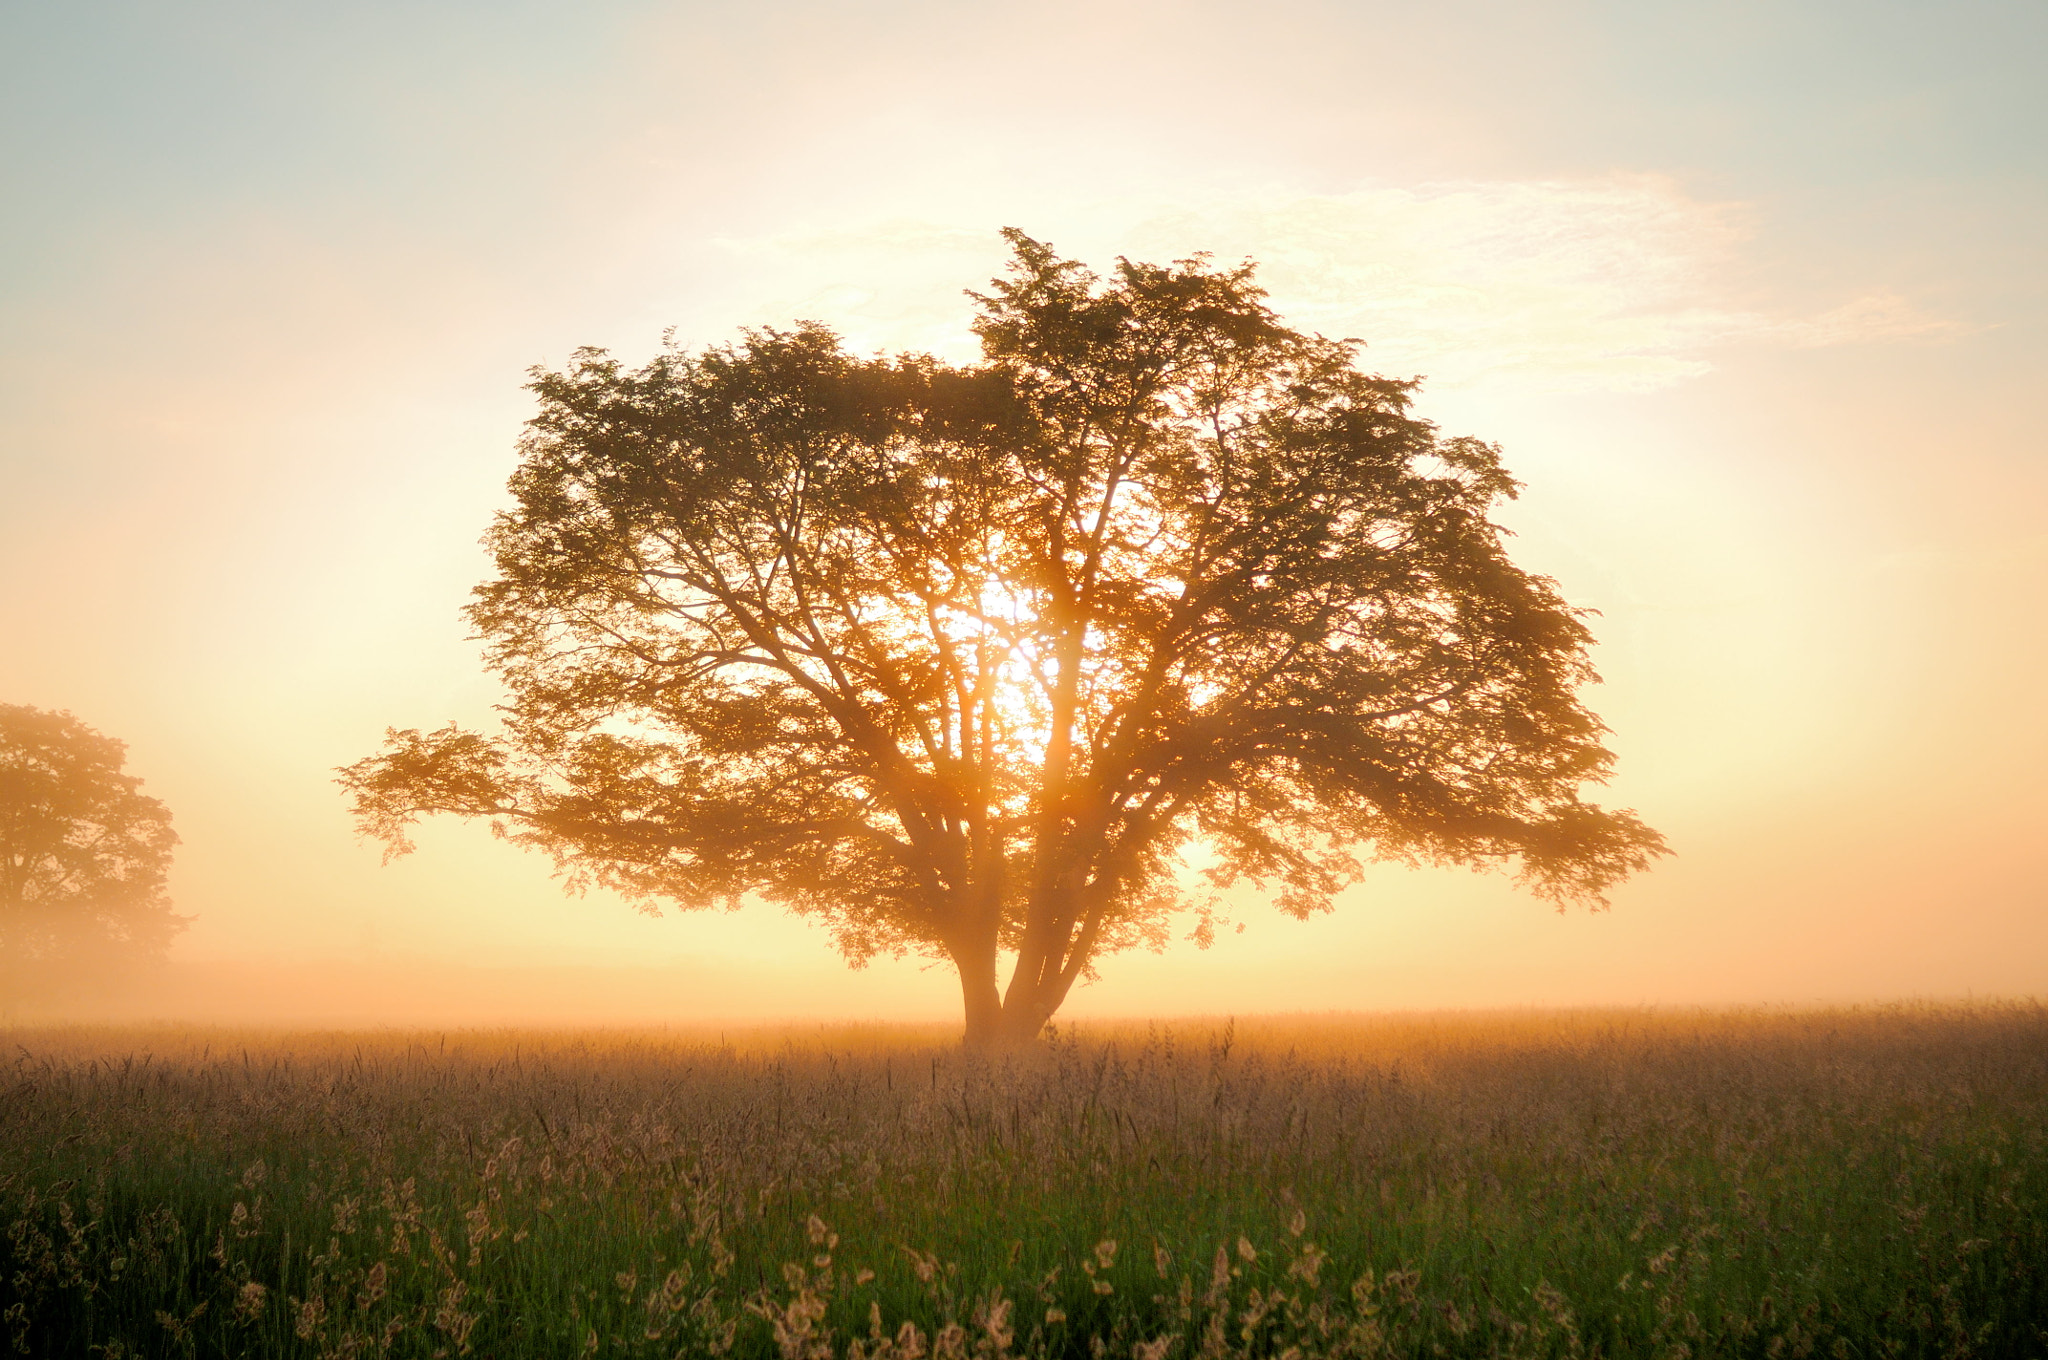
(4, 0, 2044, 1028)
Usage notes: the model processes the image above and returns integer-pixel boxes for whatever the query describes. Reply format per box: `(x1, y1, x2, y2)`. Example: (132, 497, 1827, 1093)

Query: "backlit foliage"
(0, 704, 182, 986)
(340, 232, 1664, 1043)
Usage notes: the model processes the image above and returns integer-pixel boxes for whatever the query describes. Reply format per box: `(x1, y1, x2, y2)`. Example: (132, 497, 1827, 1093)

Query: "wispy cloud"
(715, 178, 1960, 392)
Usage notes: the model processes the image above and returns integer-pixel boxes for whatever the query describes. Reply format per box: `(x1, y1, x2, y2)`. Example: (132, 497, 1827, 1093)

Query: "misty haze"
(5, 0, 2046, 1354)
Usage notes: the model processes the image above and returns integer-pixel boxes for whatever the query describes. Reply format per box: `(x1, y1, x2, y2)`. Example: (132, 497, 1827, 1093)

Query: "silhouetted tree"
(1, 704, 183, 998)
(340, 232, 1666, 1046)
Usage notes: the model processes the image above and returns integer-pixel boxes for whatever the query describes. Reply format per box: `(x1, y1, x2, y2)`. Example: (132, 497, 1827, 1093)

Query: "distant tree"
(0, 705, 183, 994)
(340, 231, 1666, 1047)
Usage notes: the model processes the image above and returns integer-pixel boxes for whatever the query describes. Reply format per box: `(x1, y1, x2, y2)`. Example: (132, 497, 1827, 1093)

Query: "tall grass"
(3, 1006, 2044, 1357)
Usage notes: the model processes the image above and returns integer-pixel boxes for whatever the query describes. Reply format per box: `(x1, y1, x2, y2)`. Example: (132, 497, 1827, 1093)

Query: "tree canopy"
(1, 704, 183, 992)
(340, 231, 1666, 1045)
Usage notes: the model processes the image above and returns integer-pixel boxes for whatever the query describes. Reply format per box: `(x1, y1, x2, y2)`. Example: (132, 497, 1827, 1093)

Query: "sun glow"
(3, 0, 2041, 1028)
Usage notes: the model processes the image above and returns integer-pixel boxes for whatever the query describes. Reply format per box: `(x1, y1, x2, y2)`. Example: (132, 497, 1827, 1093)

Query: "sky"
(2, 0, 2044, 1025)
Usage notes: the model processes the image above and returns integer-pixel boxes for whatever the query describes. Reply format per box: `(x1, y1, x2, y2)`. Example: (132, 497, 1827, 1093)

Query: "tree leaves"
(340, 231, 1667, 1042)
(0, 704, 182, 967)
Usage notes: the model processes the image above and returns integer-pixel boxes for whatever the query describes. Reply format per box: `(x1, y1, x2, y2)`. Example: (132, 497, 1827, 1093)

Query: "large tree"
(341, 232, 1666, 1046)
(0, 704, 183, 990)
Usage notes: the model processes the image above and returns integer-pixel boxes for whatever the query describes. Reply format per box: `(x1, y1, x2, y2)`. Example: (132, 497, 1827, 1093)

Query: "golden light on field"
(3, 0, 2045, 1025)
(11, 1006, 2046, 1351)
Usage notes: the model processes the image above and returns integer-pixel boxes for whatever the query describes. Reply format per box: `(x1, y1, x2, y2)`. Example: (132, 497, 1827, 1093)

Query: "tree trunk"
(954, 940, 1069, 1050)
(995, 992, 1054, 1048)
(951, 893, 1089, 1049)
(952, 936, 1006, 1050)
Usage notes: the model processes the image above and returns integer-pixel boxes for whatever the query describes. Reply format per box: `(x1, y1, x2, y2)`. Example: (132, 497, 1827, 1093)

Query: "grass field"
(3, 1006, 2045, 1358)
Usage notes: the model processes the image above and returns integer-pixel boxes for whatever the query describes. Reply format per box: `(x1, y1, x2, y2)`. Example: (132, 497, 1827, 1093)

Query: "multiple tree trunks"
(340, 231, 1665, 1047)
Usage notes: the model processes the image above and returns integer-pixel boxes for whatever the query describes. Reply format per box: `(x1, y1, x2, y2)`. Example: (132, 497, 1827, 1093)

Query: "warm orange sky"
(3, 0, 2044, 1023)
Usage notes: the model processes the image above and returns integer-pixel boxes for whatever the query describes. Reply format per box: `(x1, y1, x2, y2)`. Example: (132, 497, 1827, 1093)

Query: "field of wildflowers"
(3, 1006, 2044, 1358)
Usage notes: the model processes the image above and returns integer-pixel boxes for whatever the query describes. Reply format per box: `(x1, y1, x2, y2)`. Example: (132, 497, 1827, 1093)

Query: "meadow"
(3, 1006, 2044, 1359)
